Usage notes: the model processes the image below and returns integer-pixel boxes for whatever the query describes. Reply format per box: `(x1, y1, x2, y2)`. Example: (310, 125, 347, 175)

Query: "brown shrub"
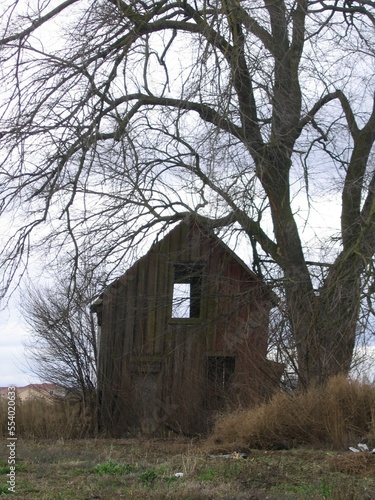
(328, 453, 375, 476)
(208, 375, 375, 450)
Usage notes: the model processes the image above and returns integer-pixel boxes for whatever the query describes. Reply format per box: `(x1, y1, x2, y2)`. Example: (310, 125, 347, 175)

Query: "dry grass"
(3, 375, 374, 450)
(208, 375, 375, 451)
(0, 398, 91, 439)
(328, 452, 375, 476)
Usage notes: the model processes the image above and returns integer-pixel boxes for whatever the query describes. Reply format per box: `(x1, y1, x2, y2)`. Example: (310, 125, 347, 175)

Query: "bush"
(209, 375, 375, 450)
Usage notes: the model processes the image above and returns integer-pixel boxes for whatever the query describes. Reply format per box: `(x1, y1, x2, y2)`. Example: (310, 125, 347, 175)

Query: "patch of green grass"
(139, 468, 158, 484)
(163, 475, 178, 485)
(93, 459, 136, 475)
(278, 480, 328, 497)
(0, 465, 9, 475)
(317, 477, 333, 498)
(0, 484, 12, 495)
(197, 467, 218, 481)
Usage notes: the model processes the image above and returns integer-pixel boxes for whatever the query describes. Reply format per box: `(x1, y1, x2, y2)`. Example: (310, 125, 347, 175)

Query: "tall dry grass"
(209, 375, 375, 450)
(0, 397, 94, 439)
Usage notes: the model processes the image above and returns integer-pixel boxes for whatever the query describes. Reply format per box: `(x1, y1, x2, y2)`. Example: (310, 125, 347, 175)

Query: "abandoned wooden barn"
(94, 217, 282, 436)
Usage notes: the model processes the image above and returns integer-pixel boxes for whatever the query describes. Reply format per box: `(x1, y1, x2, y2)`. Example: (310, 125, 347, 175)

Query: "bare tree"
(0, 1, 374, 387)
(21, 261, 98, 419)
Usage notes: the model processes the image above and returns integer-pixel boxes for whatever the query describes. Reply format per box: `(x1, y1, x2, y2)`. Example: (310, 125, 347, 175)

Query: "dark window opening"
(206, 356, 235, 390)
(172, 264, 202, 319)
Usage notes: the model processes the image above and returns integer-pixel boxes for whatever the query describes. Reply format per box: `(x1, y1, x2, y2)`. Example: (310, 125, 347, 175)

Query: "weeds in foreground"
(1, 438, 374, 499)
(139, 468, 158, 484)
(93, 460, 136, 475)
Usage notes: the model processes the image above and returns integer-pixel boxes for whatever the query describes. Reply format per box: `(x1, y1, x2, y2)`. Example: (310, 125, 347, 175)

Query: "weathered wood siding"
(97, 219, 280, 435)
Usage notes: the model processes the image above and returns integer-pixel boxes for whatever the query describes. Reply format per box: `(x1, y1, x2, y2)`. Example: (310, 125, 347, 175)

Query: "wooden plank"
(133, 258, 147, 354)
(123, 272, 136, 356)
(145, 252, 158, 354)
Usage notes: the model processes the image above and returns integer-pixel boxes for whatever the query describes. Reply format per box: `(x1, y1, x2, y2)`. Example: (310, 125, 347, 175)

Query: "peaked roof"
(93, 217, 276, 305)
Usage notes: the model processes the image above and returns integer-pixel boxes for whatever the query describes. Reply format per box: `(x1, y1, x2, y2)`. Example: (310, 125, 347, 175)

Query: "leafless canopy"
(21, 262, 98, 412)
(1, 0, 374, 385)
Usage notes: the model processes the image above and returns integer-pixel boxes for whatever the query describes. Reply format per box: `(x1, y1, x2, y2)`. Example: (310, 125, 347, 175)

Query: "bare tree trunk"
(287, 252, 362, 387)
(261, 148, 365, 387)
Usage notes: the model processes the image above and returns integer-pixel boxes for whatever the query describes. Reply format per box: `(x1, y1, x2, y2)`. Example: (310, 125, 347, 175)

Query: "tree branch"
(0, 0, 81, 45)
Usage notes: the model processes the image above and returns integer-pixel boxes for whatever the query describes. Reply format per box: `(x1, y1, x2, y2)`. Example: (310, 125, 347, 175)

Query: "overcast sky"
(0, 295, 40, 387)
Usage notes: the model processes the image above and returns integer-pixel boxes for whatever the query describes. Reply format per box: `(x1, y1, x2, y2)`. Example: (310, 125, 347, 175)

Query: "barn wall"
(97, 220, 278, 436)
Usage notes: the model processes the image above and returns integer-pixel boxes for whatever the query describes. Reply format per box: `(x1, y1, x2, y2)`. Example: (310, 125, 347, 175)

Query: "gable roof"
(92, 216, 276, 305)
